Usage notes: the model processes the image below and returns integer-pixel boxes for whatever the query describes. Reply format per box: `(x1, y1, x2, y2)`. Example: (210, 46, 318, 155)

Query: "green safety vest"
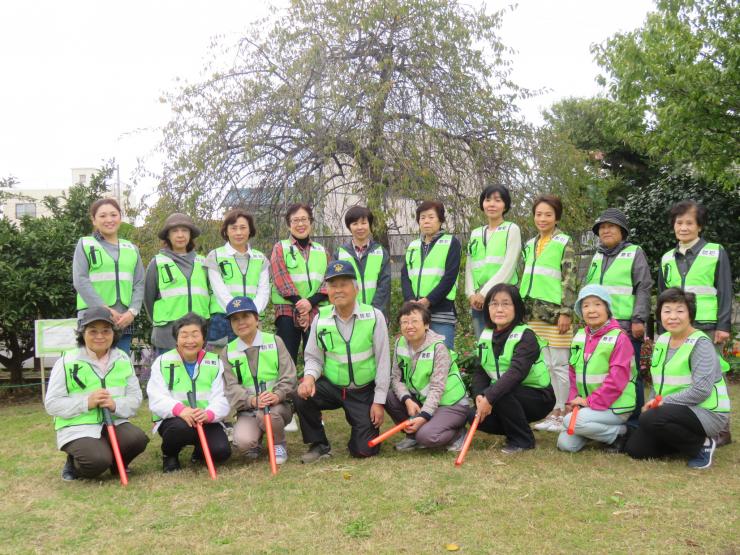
(54, 349, 133, 430)
(152, 349, 221, 421)
(467, 222, 517, 290)
(477, 324, 551, 389)
(76, 237, 139, 310)
(405, 234, 457, 301)
(152, 254, 210, 325)
(209, 246, 265, 314)
(225, 333, 280, 396)
(336, 244, 384, 304)
(316, 304, 377, 387)
(271, 240, 328, 305)
(651, 331, 730, 413)
(661, 244, 721, 323)
(520, 233, 570, 305)
(570, 328, 636, 414)
(395, 336, 467, 406)
(585, 245, 639, 321)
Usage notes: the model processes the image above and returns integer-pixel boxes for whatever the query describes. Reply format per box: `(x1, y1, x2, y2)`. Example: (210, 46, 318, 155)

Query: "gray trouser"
(61, 422, 149, 478)
(233, 403, 293, 455)
(385, 390, 468, 448)
(556, 408, 628, 452)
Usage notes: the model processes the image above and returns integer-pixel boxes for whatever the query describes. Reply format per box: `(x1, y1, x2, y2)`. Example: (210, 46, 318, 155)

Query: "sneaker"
(274, 443, 288, 465)
(533, 415, 555, 431)
(447, 429, 467, 452)
(604, 429, 632, 454)
(687, 438, 716, 469)
(61, 455, 78, 481)
(285, 416, 299, 432)
(245, 445, 262, 460)
(714, 428, 732, 448)
(163, 455, 182, 473)
(395, 437, 418, 451)
(300, 443, 332, 464)
(546, 416, 564, 433)
(501, 443, 533, 455)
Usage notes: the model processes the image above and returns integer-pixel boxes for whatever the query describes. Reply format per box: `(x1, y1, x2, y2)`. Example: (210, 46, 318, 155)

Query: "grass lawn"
(1, 386, 738, 555)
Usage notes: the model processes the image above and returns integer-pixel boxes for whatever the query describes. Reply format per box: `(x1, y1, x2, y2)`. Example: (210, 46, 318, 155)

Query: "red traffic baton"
(454, 414, 480, 467)
(188, 351, 217, 480)
(645, 394, 663, 410)
(368, 419, 412, 448)
(567, 406, 580, 436)
(260, 381, 278, 476)
(102, 407, 128, 486)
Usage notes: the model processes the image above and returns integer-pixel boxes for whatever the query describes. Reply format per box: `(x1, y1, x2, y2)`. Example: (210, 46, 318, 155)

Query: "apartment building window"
(78, 174, 87, 184)
(15, 203, 37, 219)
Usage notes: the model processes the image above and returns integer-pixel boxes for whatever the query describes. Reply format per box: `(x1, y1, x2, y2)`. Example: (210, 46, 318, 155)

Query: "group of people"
(45, 188, 733, 481)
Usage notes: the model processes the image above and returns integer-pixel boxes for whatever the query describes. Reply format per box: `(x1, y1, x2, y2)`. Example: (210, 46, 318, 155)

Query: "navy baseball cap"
(324, 260, 356, 281)
(225, 296, 259, 318)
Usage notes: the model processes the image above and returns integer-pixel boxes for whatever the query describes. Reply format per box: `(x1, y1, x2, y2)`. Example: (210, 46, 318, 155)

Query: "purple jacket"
(567, 319, 634, 411)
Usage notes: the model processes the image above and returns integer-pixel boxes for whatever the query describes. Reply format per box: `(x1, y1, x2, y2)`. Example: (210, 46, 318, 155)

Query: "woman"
(465, 185, 521, 339)
(147, 313, 231, 472)
(270, 203, 329, 364)
(520, 195, 576, 433)
(333, 205, 391, 321)
(384, 302, 469, 451)
(556, 285, 636, 453)
(626, 288, 730, 469)
(401, 200, 462, 350)
(221, 296, 297, 464)
(45, 306, 149, 481)
(144, 213, 210, 355)
(73, 198, 144, 354)
(206, 209, 269, 349)
(658, 200, 733, 446)
(472, 284, 555, 453)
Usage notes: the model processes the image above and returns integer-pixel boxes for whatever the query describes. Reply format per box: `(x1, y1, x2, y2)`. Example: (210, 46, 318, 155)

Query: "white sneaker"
(395, 437, 418, 451)
(447, 430, 467, 452)
(546, 416, 564, 432)
(285, 416, 299, 432)
(274, 443, 288, 465)
(534, 415, 555, 431)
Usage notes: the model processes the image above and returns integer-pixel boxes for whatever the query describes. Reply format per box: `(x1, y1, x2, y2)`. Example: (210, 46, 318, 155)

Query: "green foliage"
(623, 170, 740, 282)
(343, 516, 372, 538)
(593, 0, 740, 188)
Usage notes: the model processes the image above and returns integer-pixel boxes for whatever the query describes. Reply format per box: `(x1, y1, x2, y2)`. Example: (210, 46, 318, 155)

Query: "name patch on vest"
(699, 248, 719, 257)
(508, 332, 523, 341)
(357, 311, 375, 320)
(600, 335, 618, 344)
(260, 343, 277, 351)
(419, 352, 433, 360)
(553, 235, 569, 245)
(618, 251, 636, 259)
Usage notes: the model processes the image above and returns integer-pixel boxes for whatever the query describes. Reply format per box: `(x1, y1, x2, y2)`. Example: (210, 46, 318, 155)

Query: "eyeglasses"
(290, 217, 311, 225)
(490, 302, 513, 309)
(85, 328, 114, 336)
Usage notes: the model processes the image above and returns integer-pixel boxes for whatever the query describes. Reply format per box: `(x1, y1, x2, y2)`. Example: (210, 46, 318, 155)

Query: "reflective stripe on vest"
(661, 244, 720, 323)
(76, 237, 139, 310)
(477, 324, 551, 389)
(570, 328, 637, 414)
(271, 240, 328, 305)
(405, 234, 457, 301)
(395, 336, 466, 406)
(467, 223, 517, 289)
(520, 233, 570, 305)
(54, 350, 134, 430)
(152, 350, 221, 421)
(584, 245, 639, 320)
(316, 304, 376, 387)
(209, 247, 265, 314)
(152, 254, 210, 325)
(650, 331, 730, 413)
(225, 333, 279, 395)
(336, 245, 384, 304)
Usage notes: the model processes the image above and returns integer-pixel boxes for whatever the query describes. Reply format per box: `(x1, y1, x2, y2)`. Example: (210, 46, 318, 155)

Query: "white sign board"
(35, 319, 78, 357)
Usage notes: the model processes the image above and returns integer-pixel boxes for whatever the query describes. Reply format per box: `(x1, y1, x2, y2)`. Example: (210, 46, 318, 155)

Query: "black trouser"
(626, 404, 706, 460)
(292, 377, 379, 457)
(62, 423, 149, 478)
(477, 385, 555, 448)
(157, 418, 231, 463)
(275, 315, 310, 364)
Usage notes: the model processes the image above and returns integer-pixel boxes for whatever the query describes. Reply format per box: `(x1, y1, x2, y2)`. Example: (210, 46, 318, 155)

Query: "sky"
(0, 0, 655, 191)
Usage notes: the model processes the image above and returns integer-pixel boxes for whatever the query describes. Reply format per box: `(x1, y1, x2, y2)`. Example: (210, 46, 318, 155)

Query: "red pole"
(454, 414, 480, 467)
(102, 408, 128, 486)
(260, 381, 278, 476)
(567, 406, 580, 436)
(195, 423, 217, 480)
(368, 420, 410, 448)
(645, 394, 663, 410)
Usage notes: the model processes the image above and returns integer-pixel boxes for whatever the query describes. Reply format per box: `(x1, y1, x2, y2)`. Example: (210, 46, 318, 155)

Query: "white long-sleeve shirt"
(465, 222, 522, 297)
(205, 243, 270, 313)
(147, 351, 231, 432)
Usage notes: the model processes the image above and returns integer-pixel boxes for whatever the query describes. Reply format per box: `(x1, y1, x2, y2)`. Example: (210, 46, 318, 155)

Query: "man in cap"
(293, 260, 391, 462)
(584, 208, 653, 427)
(220, 296, 297, 464)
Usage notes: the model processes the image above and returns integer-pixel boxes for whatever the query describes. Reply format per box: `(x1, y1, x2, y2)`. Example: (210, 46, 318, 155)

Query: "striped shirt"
(528, 319, 573, 349)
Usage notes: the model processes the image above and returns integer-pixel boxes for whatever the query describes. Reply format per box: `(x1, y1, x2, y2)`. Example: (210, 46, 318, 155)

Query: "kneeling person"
(147, 313, 231, 472)
(222, 296, 297, 464)
(293, 260, 391, 462)
(385, 302, 469, 451)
